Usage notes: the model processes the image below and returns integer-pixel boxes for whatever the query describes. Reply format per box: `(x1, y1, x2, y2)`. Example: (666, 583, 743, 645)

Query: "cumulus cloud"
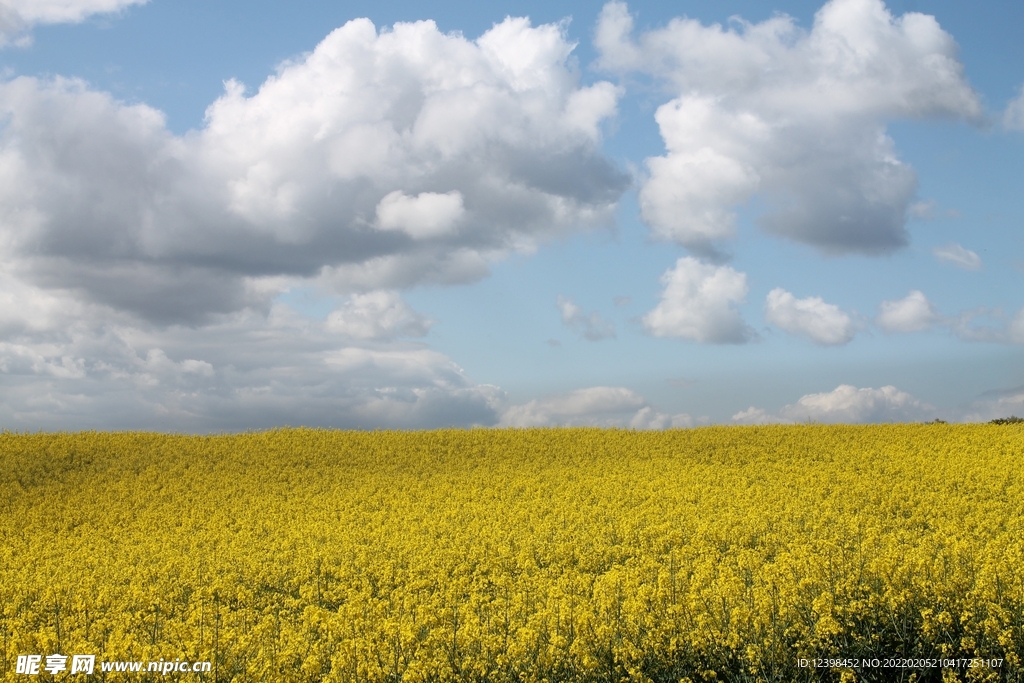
(876, 290, 941, 332)
(376, 190, 465, 239)
(1, 0, 145, 24)
(730, 406, 779, 425)
(736, 382, 1024, 425)
(500, 386, 692, 428)
(325, 290, 431, 340)
(932, 242, 982, 270)
(0, 15, 633, 429)
(596, 0, 981, 254)
(0, 0, 146, 46)
(642, 257, 753, 343)
(0, 296, 504, 431)
(733, 384, 935, 424)
(765, 288, 856, 345)
(0, 16, 626, 324)
(557, 295, 615, 341)
(872, 291, 1024, 343)
(783, 385, 934, 423)
(1004, 85, 1024, 131)
(628, 406, 695, 430)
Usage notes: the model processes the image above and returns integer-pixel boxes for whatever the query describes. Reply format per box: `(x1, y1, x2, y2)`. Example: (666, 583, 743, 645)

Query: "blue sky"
(0, 0, 1021, 430)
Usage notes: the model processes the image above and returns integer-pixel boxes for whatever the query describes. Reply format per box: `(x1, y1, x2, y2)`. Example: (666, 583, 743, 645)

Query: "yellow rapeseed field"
(1, 426, 1022, 682)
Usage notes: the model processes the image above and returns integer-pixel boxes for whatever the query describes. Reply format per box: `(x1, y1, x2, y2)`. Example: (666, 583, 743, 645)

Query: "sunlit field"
(2, 426, 1022, 682)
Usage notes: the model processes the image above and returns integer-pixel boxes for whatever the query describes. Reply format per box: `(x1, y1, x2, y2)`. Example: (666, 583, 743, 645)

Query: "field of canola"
(1, 425, 1023, 682)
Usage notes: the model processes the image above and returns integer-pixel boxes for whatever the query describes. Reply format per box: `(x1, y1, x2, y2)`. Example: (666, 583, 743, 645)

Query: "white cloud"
(871, 291, 1024, 343)
(596, 0, 981, 255)
(0, 296, 503, 431)
(783, 385, 934, 423)
(730, 406, 783, 425)
(0, 16, 626, 324)
(0, 12, 639, 429)
(876, 290, 941, 332)
(628, 406, 694, 430)
(932, 242, 982, 270)
(642, 257, 753, 344)
(501, 386, 642, 426)
(500, 386, 691, 428)
(0, 15, 633, 428)
(557, 295, 615, 341)
(325, 290, 431, 340)
(0, 0, 146, 46)
(376, 191, 465, 239)
(1004, 85, 1024, 131)
(734, 384, 935, 424)
(639, 98, 763, 252)
(2, 0, 145, 23)
(765, 288, 856, 345)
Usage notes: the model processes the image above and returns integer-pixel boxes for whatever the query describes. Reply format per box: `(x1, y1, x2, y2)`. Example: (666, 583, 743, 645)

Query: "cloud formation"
(932, 242, 982, 270)
(596, 0, 981, 255)
(642, 257, 753, 343)
(500, 386, 692, 428)
(0, 294, 503, 431)
(0, 0, 147, 46)
(325, 290, 432, 340)
(765, 288, 856, 345)
(733, 384, 935, 424)
(876, 290, 942, 332)
(0, 15, 631, 430)
(870, 291, 1024, 344)
(735, 382, 1024, 425)
(557, 295, 616, 341)
(376, 191, 465, 240)
(0, 16, 627, 324)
